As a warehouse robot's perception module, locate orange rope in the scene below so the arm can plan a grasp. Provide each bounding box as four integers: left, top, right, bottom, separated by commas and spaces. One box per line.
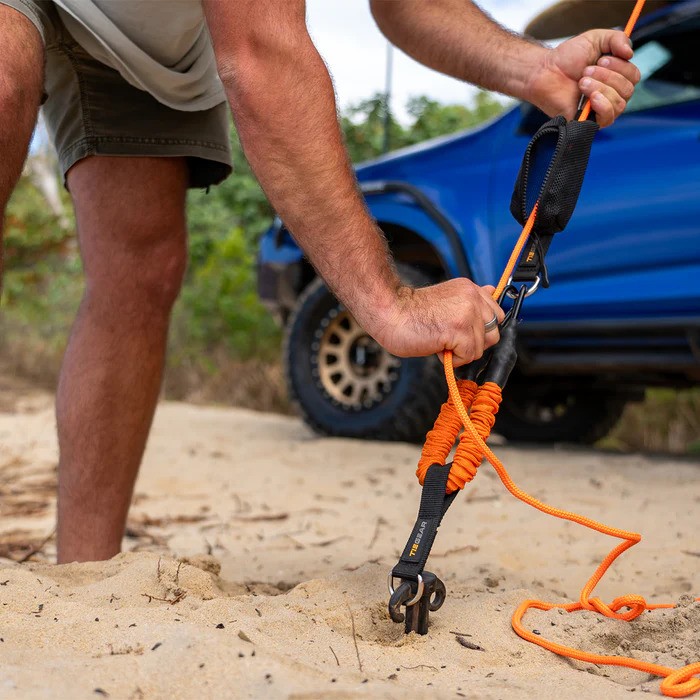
415, 1, 700, 694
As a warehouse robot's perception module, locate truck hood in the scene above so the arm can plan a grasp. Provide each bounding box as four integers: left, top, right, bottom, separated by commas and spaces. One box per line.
354, 107, 515, 178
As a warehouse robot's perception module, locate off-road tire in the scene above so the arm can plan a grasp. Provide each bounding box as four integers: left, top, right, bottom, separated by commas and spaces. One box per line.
495, 379, 628, 444
284, 266, 444, 443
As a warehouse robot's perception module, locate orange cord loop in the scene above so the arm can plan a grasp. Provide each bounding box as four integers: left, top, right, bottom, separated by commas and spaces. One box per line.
431, 350, 700, 696
414, 3, 698, 692
662, 665, 700, 699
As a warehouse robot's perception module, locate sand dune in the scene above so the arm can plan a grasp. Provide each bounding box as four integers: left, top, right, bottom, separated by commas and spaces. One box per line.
1, 400, 698, 699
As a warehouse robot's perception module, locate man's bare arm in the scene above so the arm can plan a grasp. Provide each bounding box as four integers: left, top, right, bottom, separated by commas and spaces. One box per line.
202, 0, 503, 366
203, 1, 399, 335
370, 0, 641, 127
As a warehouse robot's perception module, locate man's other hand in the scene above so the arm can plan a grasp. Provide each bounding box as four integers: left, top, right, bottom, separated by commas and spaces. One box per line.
529, 29, 641, 127
372, 280, 506, 368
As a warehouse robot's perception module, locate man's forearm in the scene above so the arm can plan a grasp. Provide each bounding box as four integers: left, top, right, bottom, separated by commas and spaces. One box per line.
370, 0, 547, 103
205, 3, 401, 338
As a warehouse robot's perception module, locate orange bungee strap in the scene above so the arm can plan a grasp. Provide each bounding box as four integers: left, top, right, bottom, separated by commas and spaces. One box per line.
392, 0, 700, 695
431, 352, 700, 698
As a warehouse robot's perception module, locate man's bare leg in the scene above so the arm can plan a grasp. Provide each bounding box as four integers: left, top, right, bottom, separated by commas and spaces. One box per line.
56, 156, 188, 563
0, 6, 43, 281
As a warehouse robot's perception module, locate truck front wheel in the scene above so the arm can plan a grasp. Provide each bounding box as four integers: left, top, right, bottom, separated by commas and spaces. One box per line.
284, 267, 445, 443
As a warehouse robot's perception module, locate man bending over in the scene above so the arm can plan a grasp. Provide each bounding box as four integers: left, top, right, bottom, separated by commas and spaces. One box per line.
0, 0, 640, 562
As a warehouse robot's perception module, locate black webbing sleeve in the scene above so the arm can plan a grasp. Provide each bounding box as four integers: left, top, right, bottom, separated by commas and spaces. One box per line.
391, 464, 459, 582
510, 116, 599, 286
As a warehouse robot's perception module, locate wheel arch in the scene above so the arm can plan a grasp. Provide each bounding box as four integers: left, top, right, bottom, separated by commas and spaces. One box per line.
294, 217, 467, 304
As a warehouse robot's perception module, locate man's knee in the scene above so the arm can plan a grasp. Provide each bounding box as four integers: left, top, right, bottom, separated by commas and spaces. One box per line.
69, 156, 190, 320
134, 234, 188, 313
90, 226, 188, 317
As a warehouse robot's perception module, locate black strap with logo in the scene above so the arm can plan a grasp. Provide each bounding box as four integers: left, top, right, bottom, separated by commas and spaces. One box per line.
391, 464, 459, 583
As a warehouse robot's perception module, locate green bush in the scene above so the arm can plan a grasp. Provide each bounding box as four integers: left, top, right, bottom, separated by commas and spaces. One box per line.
172, 226, 280, 365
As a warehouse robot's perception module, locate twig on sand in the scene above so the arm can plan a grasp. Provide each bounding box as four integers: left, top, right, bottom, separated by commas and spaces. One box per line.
368, 517, 388, 549
17, 528, 56, 563
682, 550, 700, 558
311, 536, 349, 548
455, 636, 485, 651
232, 513, 289, 523
464, 487, 500, 503
401, 664, 439, 671
431, 544, 479, 558
329, 645, 340, 666
346, 602, 363, 672
141, 591, 187, 605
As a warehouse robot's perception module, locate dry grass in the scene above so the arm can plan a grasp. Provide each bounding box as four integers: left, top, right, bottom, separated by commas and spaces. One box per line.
0, 336, 696, 453
162, 349, 291, 414
0, 455, 56, 519
604, 389, 700, 455
0, 529, 55, 563
0, 452, 57, 563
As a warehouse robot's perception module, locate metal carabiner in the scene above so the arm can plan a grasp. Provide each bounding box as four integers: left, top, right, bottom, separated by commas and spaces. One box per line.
388, 573, 425, 624
505, 274, 540, 300
499, 282, 528, 328
388, 573, 424, 606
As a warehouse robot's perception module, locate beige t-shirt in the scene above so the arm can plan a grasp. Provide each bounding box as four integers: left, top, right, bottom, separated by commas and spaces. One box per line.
55, 0, 226, 111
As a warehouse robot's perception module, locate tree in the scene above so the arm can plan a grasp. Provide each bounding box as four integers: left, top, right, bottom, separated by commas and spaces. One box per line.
340, 90, 506, 163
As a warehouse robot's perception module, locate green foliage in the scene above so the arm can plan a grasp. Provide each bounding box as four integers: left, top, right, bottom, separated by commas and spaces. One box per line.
1, 173, 81, 379
341, 94, 400, 163
186, 126, 273, 269
173, 226, 280, 363
341, 90, 505, 163
3, 173, 75, 304
406, 92, 505, 143
3, 175, 73, 273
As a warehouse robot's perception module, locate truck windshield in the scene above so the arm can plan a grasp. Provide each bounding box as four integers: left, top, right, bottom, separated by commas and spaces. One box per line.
627, 21, 700, 112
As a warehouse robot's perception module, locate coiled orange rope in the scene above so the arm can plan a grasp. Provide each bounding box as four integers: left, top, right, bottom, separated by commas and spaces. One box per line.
416, 1, 700, 694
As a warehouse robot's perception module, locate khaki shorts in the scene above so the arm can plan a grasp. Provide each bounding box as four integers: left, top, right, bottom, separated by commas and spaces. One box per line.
1, 0, 232, 188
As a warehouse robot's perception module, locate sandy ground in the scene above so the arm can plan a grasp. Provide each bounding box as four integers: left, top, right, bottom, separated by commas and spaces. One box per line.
0, 390, 698, 700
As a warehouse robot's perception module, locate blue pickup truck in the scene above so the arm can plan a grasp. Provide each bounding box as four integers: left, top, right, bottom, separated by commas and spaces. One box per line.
257, 0, 700, 444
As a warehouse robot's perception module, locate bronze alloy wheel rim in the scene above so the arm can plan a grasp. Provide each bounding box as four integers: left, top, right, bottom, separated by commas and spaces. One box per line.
312, 308, 401, 409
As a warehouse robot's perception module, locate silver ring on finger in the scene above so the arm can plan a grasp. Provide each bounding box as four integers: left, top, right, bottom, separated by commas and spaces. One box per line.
484, 314, 499, 333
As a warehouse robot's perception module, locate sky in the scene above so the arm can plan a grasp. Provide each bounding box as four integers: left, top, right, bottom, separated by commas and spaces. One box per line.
306, 0, 553, 121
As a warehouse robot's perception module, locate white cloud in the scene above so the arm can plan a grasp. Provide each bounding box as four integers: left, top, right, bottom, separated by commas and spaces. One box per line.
306, 0, 552, 120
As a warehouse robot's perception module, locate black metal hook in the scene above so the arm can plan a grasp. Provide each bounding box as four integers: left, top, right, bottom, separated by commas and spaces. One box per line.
499, 283, 527, 328
388, 572, 447, 634
388, 580, 415, 624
